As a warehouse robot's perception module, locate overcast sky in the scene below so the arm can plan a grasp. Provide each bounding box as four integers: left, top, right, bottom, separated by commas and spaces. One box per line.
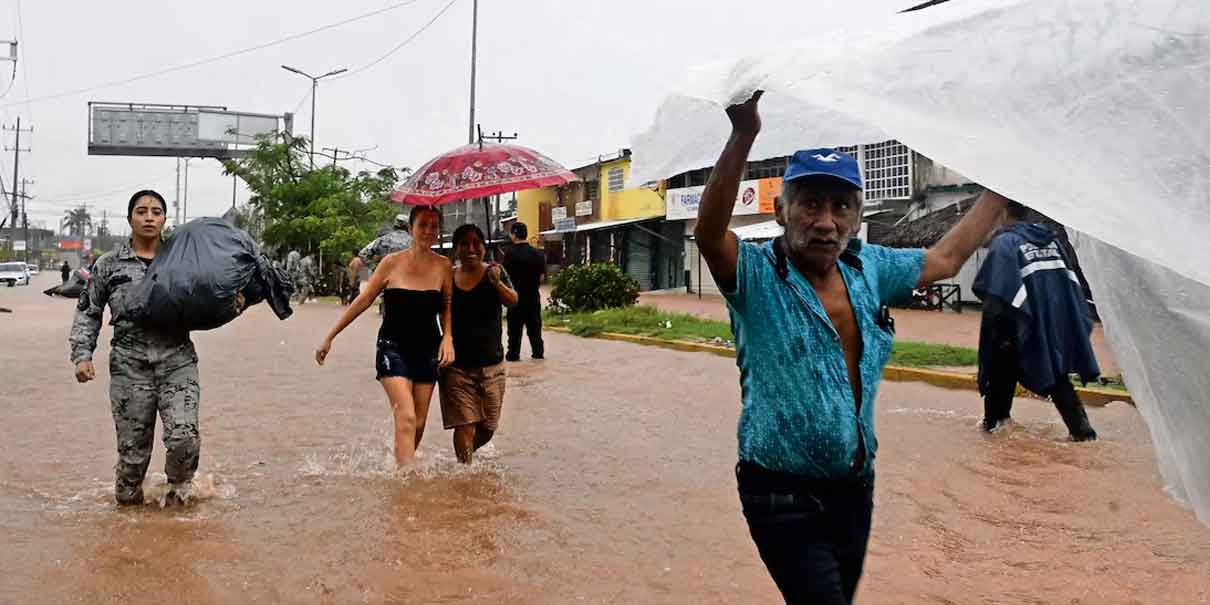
1, 0, 905, 234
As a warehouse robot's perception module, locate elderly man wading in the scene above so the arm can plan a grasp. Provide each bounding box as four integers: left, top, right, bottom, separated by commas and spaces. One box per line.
695, 91, 1008, 604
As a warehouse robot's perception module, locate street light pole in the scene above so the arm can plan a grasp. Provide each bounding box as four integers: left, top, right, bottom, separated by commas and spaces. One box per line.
309, 78, 318, 167
281, 65, 348, 169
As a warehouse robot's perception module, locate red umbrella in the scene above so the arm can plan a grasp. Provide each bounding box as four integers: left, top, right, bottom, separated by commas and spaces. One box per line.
392, 142, 579, 206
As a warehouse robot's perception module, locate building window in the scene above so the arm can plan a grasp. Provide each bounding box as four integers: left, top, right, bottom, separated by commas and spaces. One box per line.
861, 140, 912, 201
585, 180, 599, 201
607, 167, 625, 192
745, 157, 787, 180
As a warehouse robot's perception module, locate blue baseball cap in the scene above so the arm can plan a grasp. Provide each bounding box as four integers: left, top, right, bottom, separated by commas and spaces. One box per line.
784, 148, 863, 190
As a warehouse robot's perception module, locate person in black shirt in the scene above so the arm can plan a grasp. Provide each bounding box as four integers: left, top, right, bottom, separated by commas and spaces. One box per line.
441, 224, 518, 463
502, 222, 545, 360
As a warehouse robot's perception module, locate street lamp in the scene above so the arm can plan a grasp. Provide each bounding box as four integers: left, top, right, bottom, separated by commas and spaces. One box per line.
281, 65, 348, 169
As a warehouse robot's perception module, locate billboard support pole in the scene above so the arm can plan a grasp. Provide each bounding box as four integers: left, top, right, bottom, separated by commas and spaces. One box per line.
175, 158, 181, 227
183, 158, 190, 225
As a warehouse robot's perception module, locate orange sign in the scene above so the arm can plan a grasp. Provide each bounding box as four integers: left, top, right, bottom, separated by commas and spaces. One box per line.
758, 177, 782, 214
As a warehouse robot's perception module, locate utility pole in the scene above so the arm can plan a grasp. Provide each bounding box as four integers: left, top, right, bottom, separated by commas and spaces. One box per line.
321, 146, 347, 168
3, 117, 31, 256
477, 126, 518, 244
468, 0, 479, 146
19, 178, 32, 263
452, 0, 480, 241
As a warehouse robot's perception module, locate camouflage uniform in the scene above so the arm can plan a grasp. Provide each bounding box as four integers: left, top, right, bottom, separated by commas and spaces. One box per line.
70, 241, 200, 505
359, 229, 413, 267
296, 255, 316, 303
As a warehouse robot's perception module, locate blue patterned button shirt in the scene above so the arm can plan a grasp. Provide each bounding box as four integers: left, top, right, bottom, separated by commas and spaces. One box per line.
723, 238, 925, 478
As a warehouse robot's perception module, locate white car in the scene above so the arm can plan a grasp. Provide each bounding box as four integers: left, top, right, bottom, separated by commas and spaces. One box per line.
0, 261, 31, 286
25, 263, 39, 276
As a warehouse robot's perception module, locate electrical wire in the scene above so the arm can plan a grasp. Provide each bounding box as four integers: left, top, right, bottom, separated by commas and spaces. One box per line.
34, 172, 177, 206
333, 0, 460, 80
0, 63, 17, 101
291, 87, 313, 115
0, 0, 428, 108
14, 0, 30, 119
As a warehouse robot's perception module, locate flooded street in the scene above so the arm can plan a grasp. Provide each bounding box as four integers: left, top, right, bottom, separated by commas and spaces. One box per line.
2, 274, 1208, 604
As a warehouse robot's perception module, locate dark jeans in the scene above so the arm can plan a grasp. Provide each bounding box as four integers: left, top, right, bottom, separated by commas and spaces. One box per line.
736, 461, 874, 605
506, 301, 543, 359
982, 344, 1096, 439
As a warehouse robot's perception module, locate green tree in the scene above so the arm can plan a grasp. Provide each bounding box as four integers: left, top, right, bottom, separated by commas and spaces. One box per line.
61, 206, 92, 237
222, 134, 406, 259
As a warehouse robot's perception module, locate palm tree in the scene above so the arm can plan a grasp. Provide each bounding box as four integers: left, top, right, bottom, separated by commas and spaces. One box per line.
61, 206, 92, 237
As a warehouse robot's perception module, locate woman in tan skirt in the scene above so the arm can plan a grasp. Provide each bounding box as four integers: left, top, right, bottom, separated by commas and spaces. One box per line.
442, 224, 518, 463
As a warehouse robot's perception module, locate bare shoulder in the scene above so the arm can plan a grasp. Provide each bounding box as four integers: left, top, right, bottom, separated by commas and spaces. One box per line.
432, 253, 453, 278
379, 249, 409, 271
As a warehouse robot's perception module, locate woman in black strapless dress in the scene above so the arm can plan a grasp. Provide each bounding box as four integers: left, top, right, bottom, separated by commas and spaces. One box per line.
315, 205, 454, 466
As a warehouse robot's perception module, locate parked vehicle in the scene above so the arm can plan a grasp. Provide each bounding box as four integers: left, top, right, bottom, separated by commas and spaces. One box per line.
25, 262, 39, 275
0, 261, 31, 286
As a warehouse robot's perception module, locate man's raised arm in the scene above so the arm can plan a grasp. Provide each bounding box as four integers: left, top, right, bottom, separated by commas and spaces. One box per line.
693, 91, 763, 293
919, 189, 1010, 286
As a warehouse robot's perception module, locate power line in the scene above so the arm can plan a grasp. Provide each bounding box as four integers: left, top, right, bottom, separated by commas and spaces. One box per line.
291, 87, 313, 115
0, 64, 16, 101
34, 172, 176, 206
14, 0, 30, 120
334, 0, 461, 80
0, 0, 428, 109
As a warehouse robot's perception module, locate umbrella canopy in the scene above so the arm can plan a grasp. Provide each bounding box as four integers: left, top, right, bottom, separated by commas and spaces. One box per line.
392, 142, 579, 206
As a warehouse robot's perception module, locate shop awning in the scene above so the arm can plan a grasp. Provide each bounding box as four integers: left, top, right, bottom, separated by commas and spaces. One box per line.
539, 216, 656, 236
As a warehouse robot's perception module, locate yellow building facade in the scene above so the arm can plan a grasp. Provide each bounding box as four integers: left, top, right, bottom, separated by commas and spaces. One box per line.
514, 152, 665, 247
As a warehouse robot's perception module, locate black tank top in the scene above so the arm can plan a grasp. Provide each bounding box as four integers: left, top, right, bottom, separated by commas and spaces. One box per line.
451, 274, 505, 369
379, 288, 443, 354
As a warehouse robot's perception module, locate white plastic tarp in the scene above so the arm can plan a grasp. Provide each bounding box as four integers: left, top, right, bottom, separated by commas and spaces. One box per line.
631, 0, 1210, 524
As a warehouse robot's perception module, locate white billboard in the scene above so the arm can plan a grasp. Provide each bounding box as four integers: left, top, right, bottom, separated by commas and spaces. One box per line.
197, 111, 281, 145
88, 103, 289, 159
666, 179, 762, 221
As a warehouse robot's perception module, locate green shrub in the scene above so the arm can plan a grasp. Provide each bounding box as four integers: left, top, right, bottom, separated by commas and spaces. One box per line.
547, 262, 640, 313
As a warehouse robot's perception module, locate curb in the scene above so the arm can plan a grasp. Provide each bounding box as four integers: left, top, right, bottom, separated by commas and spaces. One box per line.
547, 326, 1133, 407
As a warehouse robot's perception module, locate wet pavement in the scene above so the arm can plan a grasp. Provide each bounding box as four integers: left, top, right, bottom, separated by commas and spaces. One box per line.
2, 273, 1205, 603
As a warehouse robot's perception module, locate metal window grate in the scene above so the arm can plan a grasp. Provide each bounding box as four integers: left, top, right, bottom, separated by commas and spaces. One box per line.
607, 167, 625, 192
861, 140, 912, 201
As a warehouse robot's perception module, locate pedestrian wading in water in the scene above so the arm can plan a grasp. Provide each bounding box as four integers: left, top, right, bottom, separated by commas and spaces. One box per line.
70, 189, 202, 506
315, 204, 454, 467
696, 91, 1009, 603
442, 224, 518, 463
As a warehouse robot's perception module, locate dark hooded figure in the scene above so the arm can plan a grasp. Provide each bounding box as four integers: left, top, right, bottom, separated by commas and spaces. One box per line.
973, 201, 1099, 441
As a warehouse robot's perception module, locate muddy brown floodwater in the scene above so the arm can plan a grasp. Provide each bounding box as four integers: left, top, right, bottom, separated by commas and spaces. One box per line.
2, 273, 1207, 603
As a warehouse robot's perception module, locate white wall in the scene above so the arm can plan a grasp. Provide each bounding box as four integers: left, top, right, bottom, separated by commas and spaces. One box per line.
684, 215, 776, 297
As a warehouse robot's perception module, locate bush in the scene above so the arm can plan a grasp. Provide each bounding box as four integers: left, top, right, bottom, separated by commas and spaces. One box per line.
547, 262, 640, 313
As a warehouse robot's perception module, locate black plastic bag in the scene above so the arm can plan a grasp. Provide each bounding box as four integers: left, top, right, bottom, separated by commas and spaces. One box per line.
44, 268, 89, 298
130, 218, 293, 331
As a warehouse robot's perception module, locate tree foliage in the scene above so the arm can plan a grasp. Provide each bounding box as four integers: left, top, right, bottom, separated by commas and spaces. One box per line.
547, 262, 640, 313
61, 206, 92, 237
222, 134, 407, 261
